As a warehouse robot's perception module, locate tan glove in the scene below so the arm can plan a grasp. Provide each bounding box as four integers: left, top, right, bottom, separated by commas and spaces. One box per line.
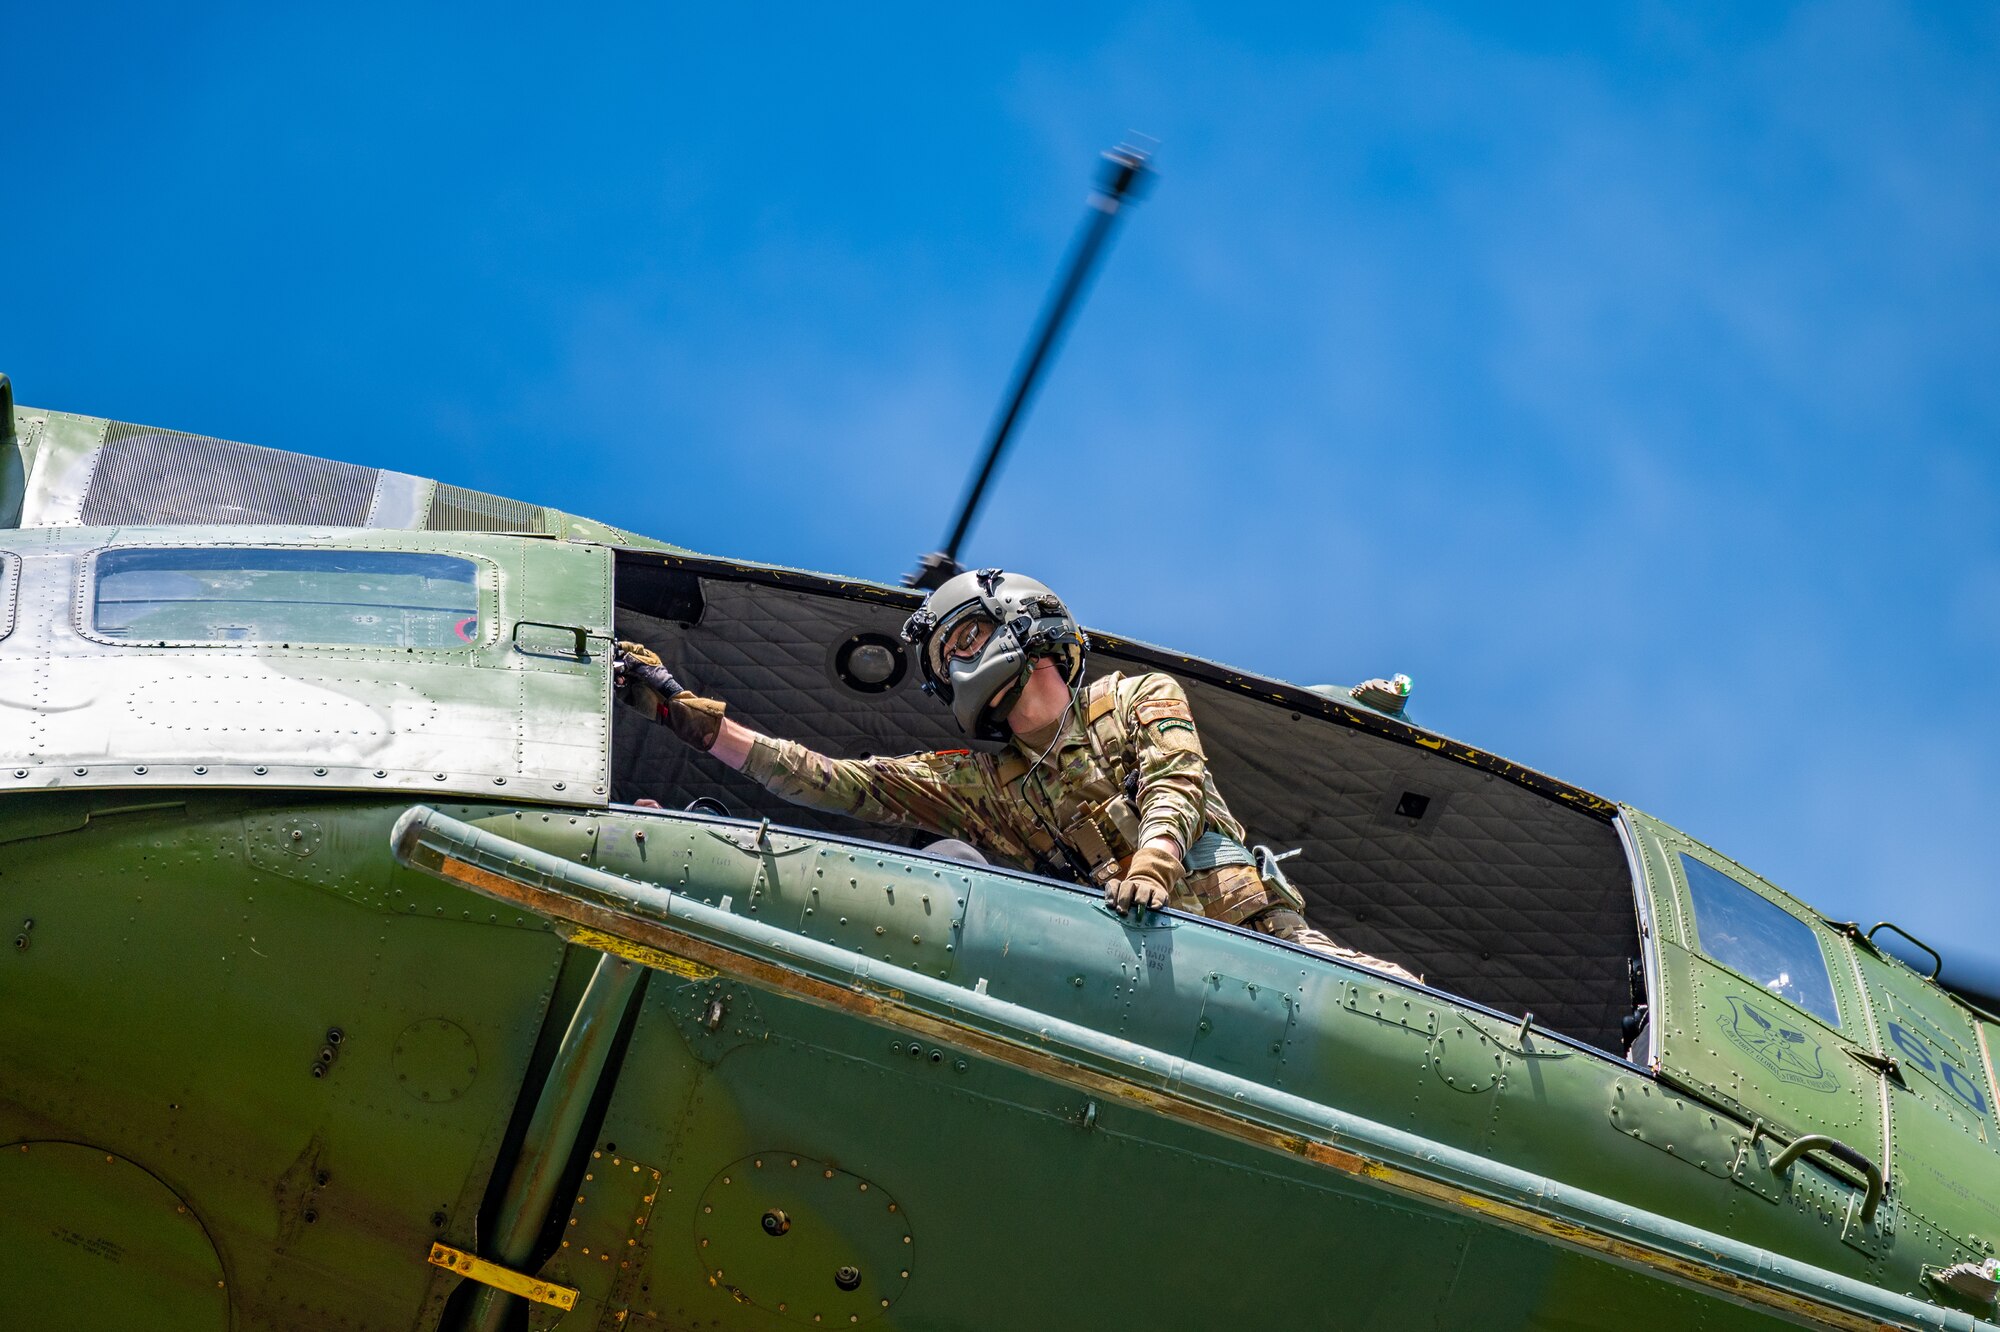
1105, 843, 1183, 917
663, 694, 727, 752
615, 639, 726, 751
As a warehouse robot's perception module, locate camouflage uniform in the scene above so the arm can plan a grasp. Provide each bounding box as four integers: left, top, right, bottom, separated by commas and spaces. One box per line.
739, 669, 1420, 981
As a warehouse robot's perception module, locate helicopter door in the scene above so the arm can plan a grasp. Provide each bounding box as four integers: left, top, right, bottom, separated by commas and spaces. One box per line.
1625, 810, 1887, 1182
10, 531, 614, 806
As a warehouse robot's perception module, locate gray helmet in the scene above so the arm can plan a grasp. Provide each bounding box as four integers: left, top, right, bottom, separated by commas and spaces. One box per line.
901, 568, 1087, 740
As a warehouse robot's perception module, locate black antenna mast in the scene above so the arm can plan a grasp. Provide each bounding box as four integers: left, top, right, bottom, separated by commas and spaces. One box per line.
905, 141, 1155, 590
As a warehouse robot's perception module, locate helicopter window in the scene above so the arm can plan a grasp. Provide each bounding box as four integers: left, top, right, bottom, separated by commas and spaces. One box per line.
90, 547, 481, 648
1679, 852, 1840, 1027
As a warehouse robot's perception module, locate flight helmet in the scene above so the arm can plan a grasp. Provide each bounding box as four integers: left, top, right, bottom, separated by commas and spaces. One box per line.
901, 568, 1088, 740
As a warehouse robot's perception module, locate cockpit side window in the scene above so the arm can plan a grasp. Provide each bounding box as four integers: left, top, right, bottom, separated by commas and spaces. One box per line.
1679, 852, 1840, 1027
89, 547, 481, 649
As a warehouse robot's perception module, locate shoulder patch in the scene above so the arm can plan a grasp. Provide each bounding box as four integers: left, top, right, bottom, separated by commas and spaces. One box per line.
1134, 699, 1193, 727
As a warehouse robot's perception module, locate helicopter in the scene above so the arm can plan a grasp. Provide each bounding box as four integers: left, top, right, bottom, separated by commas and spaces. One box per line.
2, 145, 1998, 1332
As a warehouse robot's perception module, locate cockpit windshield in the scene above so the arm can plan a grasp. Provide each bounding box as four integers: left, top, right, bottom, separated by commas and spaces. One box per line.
1680, 852, 1840, 1027
92, 547, 480, 648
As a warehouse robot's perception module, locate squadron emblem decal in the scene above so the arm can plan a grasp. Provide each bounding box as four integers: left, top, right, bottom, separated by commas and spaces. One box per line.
1719, 994, 1841, 1093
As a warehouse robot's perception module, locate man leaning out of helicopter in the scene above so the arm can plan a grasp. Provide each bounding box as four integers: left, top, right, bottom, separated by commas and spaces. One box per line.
615, 567, 1420, 985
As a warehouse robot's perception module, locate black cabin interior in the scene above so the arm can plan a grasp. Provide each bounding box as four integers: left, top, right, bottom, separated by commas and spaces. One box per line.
612, 554, 1642, 1054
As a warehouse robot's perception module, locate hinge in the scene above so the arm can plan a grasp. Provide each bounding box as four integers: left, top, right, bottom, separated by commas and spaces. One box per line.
427, 1242, 579, 1311
1845, 1045, 1905, 1083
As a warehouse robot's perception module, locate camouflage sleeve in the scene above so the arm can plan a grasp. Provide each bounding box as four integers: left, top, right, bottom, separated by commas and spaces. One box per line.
1123, 672, 1211, 852
740, 735, 997, 842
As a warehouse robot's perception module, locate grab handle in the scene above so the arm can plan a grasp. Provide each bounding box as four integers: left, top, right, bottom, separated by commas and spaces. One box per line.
511, 620, 608, 661
1865, 921, 1942, 980
1769, 1134, 1884, 1226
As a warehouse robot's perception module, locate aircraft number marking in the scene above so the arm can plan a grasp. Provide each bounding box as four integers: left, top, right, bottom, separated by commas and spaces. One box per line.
1887, 1021, 1989, 1118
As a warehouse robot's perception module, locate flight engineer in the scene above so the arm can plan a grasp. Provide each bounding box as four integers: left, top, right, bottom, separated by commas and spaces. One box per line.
615, 568, 1419, 983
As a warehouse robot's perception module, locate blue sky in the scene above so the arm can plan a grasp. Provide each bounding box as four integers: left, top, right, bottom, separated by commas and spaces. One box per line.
7, 4, 1998, 987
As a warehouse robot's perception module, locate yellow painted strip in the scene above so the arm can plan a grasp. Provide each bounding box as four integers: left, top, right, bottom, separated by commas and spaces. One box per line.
566, 925, 719, 980
432, 853, 534, 901
427, 1243, 578, 1311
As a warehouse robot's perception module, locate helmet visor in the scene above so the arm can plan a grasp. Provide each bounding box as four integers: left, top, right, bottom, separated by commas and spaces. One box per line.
940, 616, 995, 663
927, 609, 997, 680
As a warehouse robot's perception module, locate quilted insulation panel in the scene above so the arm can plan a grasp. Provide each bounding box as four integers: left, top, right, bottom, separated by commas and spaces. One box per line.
613, 575, 1638, 1052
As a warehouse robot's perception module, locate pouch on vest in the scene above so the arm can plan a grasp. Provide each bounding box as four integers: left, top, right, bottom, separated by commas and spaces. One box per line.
1062, 792, 1143, 884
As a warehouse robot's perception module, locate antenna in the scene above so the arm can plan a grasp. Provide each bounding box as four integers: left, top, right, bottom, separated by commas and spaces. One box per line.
905, 141, 1156, 590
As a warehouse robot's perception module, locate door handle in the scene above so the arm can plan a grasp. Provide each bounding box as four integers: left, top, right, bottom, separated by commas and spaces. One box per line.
1768, 1133, 1884, 1226
511, 621, 609, 661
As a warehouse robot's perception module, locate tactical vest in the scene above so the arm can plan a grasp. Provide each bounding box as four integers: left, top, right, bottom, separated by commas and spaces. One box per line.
993, 676, 1140, 885
990, 677, 1294, 926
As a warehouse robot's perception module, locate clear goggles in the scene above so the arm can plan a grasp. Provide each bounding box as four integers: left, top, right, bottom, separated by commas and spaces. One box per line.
930, 613, 998, 674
